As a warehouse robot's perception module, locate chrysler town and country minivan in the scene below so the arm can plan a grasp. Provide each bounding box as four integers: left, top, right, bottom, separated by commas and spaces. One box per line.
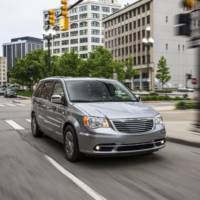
31, 77, 166, 162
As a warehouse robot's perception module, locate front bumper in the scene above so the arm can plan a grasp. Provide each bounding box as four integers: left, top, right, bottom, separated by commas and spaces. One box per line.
78, 128, 166, 155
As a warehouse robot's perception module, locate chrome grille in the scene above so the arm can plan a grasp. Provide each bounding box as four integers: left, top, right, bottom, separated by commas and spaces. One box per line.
112, 118, 154, 134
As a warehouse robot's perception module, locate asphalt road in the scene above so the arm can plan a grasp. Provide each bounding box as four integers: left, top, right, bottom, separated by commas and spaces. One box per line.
0, 96, 200, 200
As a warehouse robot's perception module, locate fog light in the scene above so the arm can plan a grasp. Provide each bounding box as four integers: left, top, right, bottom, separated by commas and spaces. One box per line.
95, 146, 100, 151
161, 140, 165, 145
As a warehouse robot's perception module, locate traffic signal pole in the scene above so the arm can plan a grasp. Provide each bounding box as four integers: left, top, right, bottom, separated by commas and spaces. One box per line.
47, 37, 51, 73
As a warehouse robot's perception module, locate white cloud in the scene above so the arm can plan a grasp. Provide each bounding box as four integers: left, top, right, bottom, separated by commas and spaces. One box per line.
0, 0, 132, 55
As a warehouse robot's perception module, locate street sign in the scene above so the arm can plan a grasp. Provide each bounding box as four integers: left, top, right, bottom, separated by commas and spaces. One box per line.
190, 9, 200, 40
192, 77, 197, 84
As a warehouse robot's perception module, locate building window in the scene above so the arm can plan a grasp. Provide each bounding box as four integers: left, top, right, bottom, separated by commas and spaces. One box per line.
92, 29, 100, 35
70, 15, 78, 21
178, 44, 180, 51
80, 29, 88, 35
92, 13, 100, 19
92, 37, 100, 43
80, 54, 88, 59
80, 21, 87, 27
62, 40, 69, 45
62, 48, 69, 53
129, 22, 132, 30
166, 16, 168, 23
142, 56, 146, 64
71, 39, 78, 44
70, 23, 78, 29
102, 7, 110, 12
53, 49, 60, 54
80, 38, 88, 43
138, 56, 141, 65
79, 5, 87, 12
138, 7, 140, 15
137, 19, 141, 27
147, 15, 150, 24
53, 41, 60, 46
91, 5, 100, 11
142, 5, 145, 12
142, 17, 145, 26
91, 21, 100, 27
138, 32, 141, 40
147, 3, 150, 10
70, 31, 78, 37
80, 46, 88, 51
80, 13, 87, 19
165, 43, 168, 50
71, 47, 78, 52
112, 8, 119, 13
62, 32, 69, 38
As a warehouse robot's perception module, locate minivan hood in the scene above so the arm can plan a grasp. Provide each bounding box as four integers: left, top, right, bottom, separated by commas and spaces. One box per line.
74, 102, 158, 119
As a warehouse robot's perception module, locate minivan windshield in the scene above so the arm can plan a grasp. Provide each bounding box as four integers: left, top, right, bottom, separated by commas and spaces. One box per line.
65, 80, 137, 103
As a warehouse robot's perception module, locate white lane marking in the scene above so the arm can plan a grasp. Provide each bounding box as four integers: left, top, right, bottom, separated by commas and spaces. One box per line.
0, 104, 5, 107
6, 103, 16, 107
45, 155, 107, 200
26, 119, 31, 123
5, 120, 25, 130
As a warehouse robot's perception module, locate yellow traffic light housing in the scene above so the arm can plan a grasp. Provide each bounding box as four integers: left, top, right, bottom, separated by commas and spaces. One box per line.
182, 0, 197, 10
60, 0, 69, 31
48, 10, 56, 26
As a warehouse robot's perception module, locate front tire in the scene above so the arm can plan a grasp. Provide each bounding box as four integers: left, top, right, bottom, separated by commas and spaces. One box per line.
64, 126, 81, 162
31, 114, 43, 137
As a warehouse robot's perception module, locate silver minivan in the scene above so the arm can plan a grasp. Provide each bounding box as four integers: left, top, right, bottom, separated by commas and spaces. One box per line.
31, 77, 166, 162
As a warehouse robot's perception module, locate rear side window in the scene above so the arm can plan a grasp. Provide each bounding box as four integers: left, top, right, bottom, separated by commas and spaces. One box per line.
40, 81, 54, 100
34, 82, 44, 97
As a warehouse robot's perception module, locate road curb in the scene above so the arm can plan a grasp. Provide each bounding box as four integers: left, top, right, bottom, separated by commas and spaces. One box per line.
167, 136, 200, 148
17, 96, 31, 100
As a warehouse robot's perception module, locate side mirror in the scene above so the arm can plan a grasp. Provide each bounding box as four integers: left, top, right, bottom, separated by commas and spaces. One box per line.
135, 94, 141, 102
51, 95, 63, 104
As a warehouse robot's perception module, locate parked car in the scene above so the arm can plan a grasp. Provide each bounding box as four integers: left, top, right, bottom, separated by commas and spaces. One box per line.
31, 77, 166, 162
4, 87, 17, 98
0, 87, 6, 96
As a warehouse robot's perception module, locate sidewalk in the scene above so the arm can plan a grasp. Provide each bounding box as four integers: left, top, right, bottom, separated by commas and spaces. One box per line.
165, 121, 200, 148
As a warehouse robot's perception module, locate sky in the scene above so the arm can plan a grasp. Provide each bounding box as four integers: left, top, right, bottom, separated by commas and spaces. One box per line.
0, 0, 133, 55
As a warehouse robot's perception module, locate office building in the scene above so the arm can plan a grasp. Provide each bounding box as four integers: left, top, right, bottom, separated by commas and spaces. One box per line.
103, 0, 197, 90
3, 37, 43, 69
43, 0, 121, 58
0, 57, 7, 86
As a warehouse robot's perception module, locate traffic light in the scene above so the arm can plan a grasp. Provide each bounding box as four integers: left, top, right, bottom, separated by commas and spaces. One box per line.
175, 13, 191, 36
186, 73, 192, 80
182, 0, 197, 10
60, 0, 69, 31
48, 10, 56, 26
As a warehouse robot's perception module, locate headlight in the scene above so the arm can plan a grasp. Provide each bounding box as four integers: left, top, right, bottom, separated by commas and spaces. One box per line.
155, 115, 163, 125
83, 116, 109, 129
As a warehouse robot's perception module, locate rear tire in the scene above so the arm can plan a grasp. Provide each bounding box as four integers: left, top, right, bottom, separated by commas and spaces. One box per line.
63, 126, 82, 162
31, 114, 43, 137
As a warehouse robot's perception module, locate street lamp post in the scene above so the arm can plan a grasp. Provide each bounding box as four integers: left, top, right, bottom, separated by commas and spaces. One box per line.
43, 29, 56, 74
142, 26, 154, 91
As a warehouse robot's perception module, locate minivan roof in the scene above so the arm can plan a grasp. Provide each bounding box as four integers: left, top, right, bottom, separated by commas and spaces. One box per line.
41, 77, 117, 82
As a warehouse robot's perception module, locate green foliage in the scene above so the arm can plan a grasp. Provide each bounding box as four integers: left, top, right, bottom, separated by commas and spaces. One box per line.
17, 90, 33, 97
10, 47, 127, 86
125, 57, 138, 80
156, 56, 171, 89
176, 101, 200, 110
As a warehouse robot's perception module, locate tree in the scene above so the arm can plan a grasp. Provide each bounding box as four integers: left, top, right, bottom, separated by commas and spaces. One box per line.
56, 52, 82, 76
156, 56, 171, 89
125, 57, 138, 80
85, 46, 114, 78
10, 49, 59, 89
